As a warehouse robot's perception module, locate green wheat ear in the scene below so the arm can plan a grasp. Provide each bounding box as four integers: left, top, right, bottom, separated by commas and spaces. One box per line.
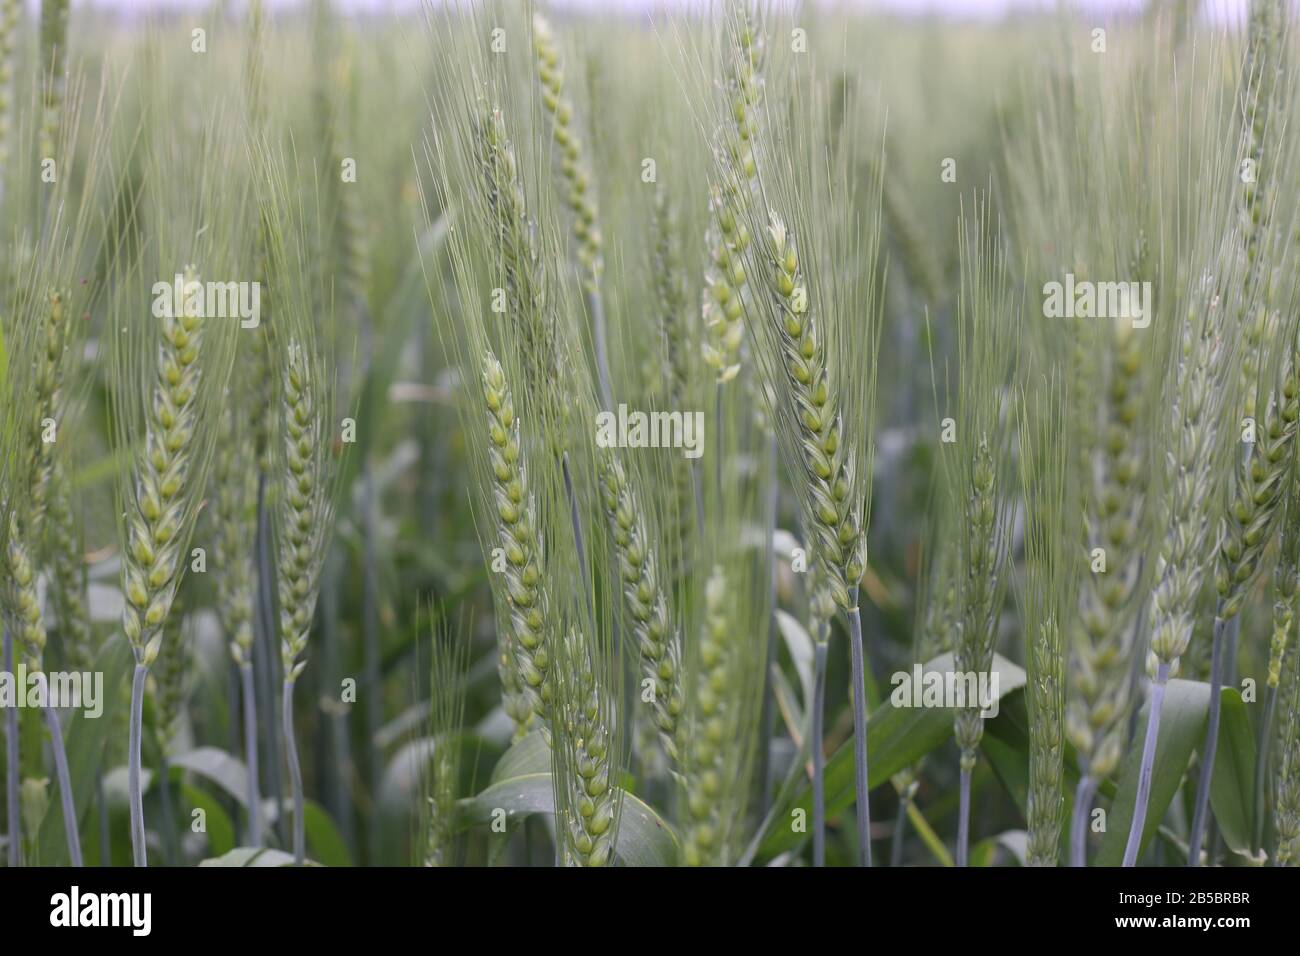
1217, 341, 1300, 620
38, 0, 70, 163
3, 288, 74, 674
23, 290, 71, 534
481, 349, 553, 731
701, 5, 765, 385
277, 342, 334, 682
420, 610, 469, 867
553, 627, 617, 867
213, 399, 257, 670
532, 12, 602, 297
757, 213, 864, 610
1018, 381, 1071, 867
682, 564, 732, 866
122, 265, 207, 667
598, 451, 683, 765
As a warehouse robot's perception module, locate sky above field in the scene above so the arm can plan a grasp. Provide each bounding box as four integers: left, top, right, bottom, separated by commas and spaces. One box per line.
72, 0, 1253, 21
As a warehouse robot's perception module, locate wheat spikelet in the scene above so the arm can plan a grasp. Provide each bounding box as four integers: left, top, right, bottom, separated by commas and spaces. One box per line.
4, 513, 46, 671
2, 290, 71, 670
652, 182, 691, 411
553, 628, 616, 866
1019, 383, 1071, 867
806, 558, 837, 646
1068, 319, 1147, 784
682, 564, 733, 865
420, 613, 468, 867
496, 622, 535, 743
755, 214, 865, 609
149, 587, 191, 754
21, 290, 70, 534
701, 7, 764, 384
532, 12, 603, 299
531, 11, 612, 408
1150, 299, 1237, 662
598, 452, 683, 765
276, 345, 334, 683
953, 436, 1001, 769
248, 222, 276, 474
1217, 348, 1300, 620
1027, 617, 1064, 866
213, 401, 258, 670
1236, 0, 1285, 418
38, 0, 69, 164
476, 106, 558, 418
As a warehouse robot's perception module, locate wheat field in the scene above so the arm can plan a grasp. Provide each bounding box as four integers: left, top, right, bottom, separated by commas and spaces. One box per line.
0, 0, 1297, 872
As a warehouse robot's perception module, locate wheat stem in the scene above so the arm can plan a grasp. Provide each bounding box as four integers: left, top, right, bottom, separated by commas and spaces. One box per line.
239, 661, 262, 845
95, 772, 109, 864
1276, 634, 1300, 863
214, 398, 262, 845
847, 586, 872, 866
1255, 685, 1278, 854
1123, 662, 1171, 866
1070, 776, 1099, 867
1188, 611, 1227, 865
128, 660, 147, 866
956, 767, 974, 867
811, 640, 827, 867
890, 797, 908, 867
283, 677, 305, 864
3, 628, 17, 866
44, 707, 79, 869
254, 476, 285, 843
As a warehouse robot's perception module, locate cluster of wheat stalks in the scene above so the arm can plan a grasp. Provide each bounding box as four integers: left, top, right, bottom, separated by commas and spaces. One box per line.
0, 0, 1299, 870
